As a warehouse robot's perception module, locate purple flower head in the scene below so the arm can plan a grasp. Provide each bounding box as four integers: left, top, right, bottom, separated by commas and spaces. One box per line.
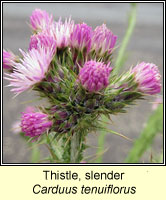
78, 60, 112, 92
92, 24, 117, 56
12, 107, 36, 135
5, 45, 55, 96
29, 33, 56, 52
132, 62, 161, 95
3, 50, 17, 70
30, 9, 53, 32
21, 111, 52, 138
44, 17, 74, 48
70, 23, 93, 53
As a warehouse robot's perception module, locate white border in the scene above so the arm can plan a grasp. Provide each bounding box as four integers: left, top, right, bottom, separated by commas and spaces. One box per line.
1, 0, 165, 166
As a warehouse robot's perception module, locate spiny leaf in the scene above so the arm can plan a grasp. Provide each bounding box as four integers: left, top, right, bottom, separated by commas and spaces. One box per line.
103, 127, 133, 142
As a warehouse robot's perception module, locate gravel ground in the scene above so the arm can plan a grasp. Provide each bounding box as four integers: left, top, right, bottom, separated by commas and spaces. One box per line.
3, 2, 163, 163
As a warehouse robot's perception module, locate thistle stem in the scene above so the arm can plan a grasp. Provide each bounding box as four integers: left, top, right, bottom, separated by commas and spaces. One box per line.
70, 132, 80, 163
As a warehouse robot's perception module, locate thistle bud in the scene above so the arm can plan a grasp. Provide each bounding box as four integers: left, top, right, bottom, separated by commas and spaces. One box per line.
21, 110, 52, 138
92, 24, 117, 56
30, 9, 53, 32
132, 62, 161, 95
70, 23, 93, 53
78, 60, 112, 92
29, 33, 56, 52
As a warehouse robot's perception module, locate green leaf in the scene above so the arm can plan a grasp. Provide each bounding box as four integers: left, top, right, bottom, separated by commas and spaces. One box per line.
104, 128, 133, 142
30, 144, 40, 163
125, 104, 163, 163
95, 130, 108, 163
95, 115, 109, 163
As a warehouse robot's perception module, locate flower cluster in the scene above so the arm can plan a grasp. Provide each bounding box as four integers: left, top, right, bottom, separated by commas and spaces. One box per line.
3, 9, 162, 163
4, 9, 118, 96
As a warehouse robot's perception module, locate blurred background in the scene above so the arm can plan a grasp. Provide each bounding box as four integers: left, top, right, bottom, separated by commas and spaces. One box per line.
3, 2, 163, 163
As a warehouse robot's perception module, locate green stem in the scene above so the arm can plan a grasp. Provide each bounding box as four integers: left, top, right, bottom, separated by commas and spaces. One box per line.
30, 144, 40, 163
125, 104, 163, 163
47, 135, 60, 163
70, 132, 80, 163
114, 3, 137, 74
95, 130, 107, 163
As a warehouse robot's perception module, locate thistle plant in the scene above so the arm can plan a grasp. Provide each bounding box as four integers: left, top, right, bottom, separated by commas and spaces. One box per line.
3, 9, 161, 163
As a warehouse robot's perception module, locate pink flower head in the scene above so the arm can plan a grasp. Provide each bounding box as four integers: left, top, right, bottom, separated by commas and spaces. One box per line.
92, 24, 117, 55
3, 50, 17, 70
45, 17, 74, 48
70, 23, 93, 52
29, 33, 56, 51
78, 60, 112, 92
30, 9, 53, 32
21, 111, 52, 138
5, 45, 55, 96
132, 62, 161, 95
